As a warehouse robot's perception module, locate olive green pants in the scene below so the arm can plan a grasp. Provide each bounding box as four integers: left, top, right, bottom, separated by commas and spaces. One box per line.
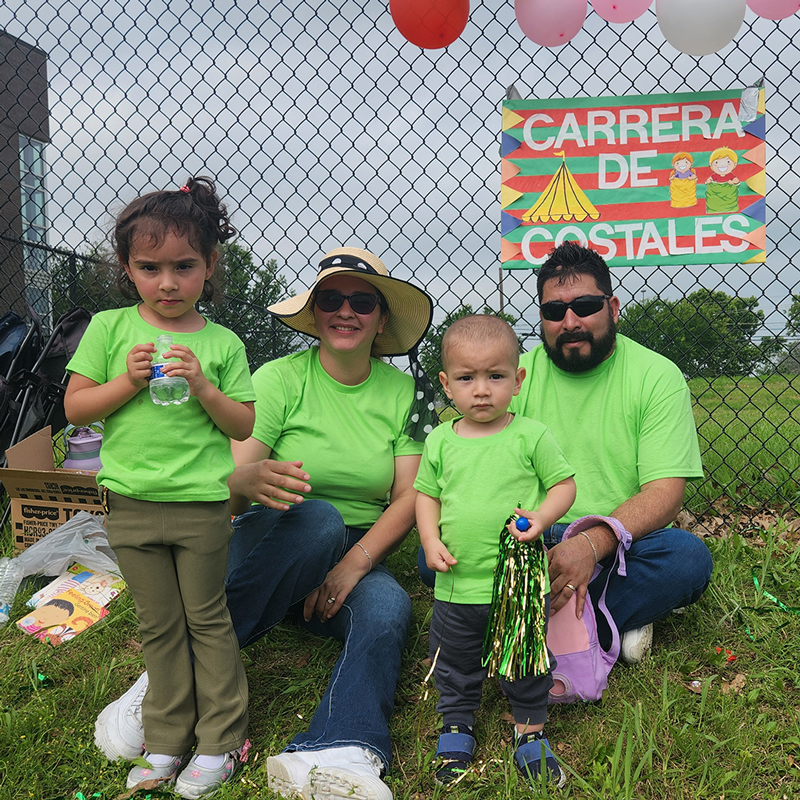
106, 491, 248, 755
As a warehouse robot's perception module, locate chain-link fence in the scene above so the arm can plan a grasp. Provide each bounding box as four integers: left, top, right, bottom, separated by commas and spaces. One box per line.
1, 3, 799, 520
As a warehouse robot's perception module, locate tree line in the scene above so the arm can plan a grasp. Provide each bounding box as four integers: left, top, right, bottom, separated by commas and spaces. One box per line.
49, 242, 800, 380
419, 289, 799, 392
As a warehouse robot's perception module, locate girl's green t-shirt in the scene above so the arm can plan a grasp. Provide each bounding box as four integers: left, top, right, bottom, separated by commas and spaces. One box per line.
67, 306, 255, 501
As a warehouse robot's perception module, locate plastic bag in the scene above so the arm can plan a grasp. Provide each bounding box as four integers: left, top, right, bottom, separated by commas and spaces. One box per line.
0, 512, 118, 625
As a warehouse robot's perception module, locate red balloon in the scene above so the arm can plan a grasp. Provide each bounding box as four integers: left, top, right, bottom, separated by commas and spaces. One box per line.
390, 0, 470, 49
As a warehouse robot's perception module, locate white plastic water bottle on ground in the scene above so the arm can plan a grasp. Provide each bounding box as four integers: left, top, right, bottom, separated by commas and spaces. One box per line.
0, 557, 24, 626
149, 334, 190, 406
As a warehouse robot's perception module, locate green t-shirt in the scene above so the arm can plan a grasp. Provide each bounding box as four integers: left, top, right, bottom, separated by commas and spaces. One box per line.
414, 416, 574, 603
511, 335, 703, 523
251, 347, 426, 529
66, 306, 255, 501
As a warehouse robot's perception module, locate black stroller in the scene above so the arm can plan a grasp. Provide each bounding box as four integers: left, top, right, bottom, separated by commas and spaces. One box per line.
0, 306, 91, 527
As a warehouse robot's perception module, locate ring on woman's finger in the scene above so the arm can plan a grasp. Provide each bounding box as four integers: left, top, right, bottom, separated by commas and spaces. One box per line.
566, 583, 577, 593
326, 597, 336, 604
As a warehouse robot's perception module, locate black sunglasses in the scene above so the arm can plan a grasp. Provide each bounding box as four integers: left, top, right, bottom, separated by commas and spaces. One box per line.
314, 289, 382, 315
540, 295, 611, 322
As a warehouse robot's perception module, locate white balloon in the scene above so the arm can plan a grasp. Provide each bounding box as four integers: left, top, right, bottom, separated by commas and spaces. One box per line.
656, 0, 746, 56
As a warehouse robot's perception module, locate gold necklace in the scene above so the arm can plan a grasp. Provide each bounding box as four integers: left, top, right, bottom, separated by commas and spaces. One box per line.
454, 411, 512, 435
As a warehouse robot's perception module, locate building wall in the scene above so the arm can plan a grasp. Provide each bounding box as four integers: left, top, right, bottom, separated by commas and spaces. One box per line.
0, 30, 49, 316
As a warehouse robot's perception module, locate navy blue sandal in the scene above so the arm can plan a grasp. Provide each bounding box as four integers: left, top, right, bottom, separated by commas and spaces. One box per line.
514, 731, 566, 788
435, 724, 476, 785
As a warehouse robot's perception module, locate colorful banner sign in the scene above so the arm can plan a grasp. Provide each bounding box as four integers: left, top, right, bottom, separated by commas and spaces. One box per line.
501, 87, 766, 269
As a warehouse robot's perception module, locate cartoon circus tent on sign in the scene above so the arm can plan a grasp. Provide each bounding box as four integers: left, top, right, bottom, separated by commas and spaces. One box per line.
521, 151, 600, 224
501, 87, 767, 269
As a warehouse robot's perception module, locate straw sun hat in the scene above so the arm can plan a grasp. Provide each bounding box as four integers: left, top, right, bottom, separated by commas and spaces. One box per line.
267, 247, 433, 356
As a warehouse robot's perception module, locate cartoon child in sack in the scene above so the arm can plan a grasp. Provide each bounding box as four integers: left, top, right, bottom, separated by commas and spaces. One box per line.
668, 152, 697, 208
705, 147, 740, 214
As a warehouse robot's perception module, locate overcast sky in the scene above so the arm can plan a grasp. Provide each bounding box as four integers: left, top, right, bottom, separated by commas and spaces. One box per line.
1, 0, 798, 339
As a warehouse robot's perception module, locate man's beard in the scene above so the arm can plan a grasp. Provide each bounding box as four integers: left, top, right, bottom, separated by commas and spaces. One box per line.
541, 313, 617, 373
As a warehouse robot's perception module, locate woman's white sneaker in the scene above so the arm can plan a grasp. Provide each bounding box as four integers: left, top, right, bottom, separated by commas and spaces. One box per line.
94, 671, 149, 760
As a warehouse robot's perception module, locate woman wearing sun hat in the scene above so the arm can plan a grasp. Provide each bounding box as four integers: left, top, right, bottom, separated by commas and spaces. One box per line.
93, 246, 436, 800
233, 246, 435, 800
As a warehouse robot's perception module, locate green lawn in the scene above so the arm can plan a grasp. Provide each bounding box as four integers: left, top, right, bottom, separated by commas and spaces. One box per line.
1, 377, 800, 799
688, 375, 800, 514
1, 522, 799, 800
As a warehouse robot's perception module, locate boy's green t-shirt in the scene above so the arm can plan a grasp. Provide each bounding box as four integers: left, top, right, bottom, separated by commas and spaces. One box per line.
511, 335, 703, 523
66, 305, 255, 501
250, 347, 424, 529
414, 416, 574, 603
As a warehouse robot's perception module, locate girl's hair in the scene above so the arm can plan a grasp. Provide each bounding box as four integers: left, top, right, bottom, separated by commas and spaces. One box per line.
114, 176, 236, 302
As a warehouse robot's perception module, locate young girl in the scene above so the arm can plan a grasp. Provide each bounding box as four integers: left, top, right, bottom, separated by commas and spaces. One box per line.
65, 177, 255, 798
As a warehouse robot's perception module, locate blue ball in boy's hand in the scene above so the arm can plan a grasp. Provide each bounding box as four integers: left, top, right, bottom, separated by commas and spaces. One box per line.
515, 517, 530, 532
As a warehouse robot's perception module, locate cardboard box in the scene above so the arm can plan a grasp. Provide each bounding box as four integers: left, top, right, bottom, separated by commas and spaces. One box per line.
1, 427, 103, 551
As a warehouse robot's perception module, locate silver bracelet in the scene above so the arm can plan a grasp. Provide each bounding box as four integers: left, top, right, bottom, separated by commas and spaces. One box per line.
355, 541, 373, 571
579, 530, 599, 564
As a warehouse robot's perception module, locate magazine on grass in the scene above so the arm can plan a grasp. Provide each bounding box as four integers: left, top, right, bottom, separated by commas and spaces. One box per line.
17, 562, 125, 646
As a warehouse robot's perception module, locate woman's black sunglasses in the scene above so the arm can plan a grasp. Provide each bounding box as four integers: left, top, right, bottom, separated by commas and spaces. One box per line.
540, 295, 611, 322
314, 289, 382, 315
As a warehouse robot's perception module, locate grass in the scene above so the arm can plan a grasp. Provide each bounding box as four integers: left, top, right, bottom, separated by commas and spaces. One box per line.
1, 517, 799, 800
2, 376, 800, 799
688, 374, 800, 514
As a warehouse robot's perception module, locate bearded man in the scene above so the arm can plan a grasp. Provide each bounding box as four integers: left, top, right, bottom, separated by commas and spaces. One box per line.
512, 241, 712, 662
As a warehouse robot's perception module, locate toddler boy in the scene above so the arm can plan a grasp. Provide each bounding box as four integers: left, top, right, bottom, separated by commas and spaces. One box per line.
415, 314, 576, 787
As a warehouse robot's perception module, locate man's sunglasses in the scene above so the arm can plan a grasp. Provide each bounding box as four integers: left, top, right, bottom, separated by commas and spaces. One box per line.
540, 295, 611, 322
314, 289, 383, 315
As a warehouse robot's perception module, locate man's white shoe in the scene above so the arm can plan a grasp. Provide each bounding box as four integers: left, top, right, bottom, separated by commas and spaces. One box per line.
94, 671, 148, 760
620, 623, 653, 664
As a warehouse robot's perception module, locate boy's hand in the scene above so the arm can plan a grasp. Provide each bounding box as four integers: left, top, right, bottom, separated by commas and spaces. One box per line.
423, 540, 457, 573
126, 343, 155, 389
159, 344, 211, 397
508, 508, 546, 543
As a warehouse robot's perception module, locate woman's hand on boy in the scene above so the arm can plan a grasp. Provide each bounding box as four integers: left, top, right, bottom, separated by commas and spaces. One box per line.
126, 343, 155, 389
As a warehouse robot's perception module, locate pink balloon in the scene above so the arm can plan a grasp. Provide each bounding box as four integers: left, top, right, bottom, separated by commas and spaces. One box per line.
747, 0, 800, 19
515, 0, 587, 47
591, 0, 652, 23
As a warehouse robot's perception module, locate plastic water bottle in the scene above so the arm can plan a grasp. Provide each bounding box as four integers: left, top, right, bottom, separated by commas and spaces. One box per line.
149, 334, 190, 405
0, 557, 24, 626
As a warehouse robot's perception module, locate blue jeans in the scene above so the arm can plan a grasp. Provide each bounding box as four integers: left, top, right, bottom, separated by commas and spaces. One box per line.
225, 500, 411, 772
418, 525, 712, 648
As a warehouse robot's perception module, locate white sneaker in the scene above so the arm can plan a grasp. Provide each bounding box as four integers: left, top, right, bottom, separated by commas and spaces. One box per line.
126, 751, 191, 789
267, 752, 311, 798
302, 767, 392, 800
94, 671, 148, 760
174, 741, 250, 799
620, 623, 653, 664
